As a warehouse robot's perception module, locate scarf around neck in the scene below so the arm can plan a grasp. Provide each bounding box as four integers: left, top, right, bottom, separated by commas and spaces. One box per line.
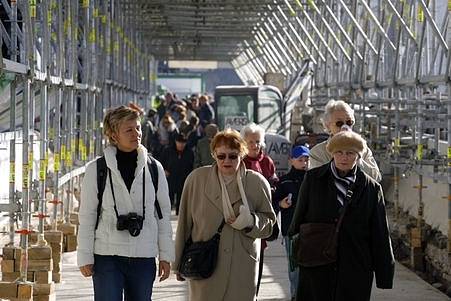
330, 161, 356, 206
217, 163, 250, 221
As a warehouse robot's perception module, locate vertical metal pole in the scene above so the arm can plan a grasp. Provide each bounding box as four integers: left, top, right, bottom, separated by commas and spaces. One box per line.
52, 0, 64, 229
393, 87, 401, 219
447, 82, 451, 255
8, 78, 17, 246
37, 0, 50, 246
20, 78, 31, 281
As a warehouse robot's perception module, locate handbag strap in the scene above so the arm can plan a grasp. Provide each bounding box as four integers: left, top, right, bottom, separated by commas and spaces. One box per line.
187, 219, 226, 244
335, 183, 356, 233
217, 219, 226, 234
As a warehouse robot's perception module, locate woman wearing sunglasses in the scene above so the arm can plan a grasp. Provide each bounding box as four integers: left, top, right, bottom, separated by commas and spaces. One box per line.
174, 129, 276, 300
309, 99, 381, 182
288, 131, 394, 301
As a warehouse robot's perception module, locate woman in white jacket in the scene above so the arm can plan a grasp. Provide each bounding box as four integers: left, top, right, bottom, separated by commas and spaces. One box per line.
77, 105, 174, 301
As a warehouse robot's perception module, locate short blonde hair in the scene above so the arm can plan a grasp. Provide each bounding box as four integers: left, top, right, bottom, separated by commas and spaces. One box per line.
210, 129, 248, 157
103, 105, 141, 145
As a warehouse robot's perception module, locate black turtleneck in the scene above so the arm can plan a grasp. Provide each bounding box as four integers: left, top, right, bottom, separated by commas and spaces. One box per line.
116, 148, 138, 192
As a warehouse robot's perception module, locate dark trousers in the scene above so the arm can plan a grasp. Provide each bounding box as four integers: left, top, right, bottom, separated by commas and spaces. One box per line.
93, 254, 156, 301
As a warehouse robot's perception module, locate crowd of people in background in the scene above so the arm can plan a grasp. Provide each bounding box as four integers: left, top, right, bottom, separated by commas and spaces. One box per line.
139, 92, 216, 213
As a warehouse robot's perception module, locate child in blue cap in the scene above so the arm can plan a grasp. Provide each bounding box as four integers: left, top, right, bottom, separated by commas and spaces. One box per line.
273, 145, 310, 300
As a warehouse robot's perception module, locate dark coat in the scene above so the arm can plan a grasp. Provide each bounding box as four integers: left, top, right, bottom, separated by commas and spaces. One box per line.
288, 162, 394, 301
273, 168, 306, 236
160, 145, 194, 200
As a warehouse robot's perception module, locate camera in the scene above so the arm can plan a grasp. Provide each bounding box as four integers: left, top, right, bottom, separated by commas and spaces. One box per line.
116, 212, 144, 237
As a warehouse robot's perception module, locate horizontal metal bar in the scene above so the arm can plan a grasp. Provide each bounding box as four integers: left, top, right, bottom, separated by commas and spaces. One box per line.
2, 59, 27, 74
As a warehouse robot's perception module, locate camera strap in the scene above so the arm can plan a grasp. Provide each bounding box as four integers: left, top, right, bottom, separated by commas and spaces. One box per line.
108, 168, 146, 221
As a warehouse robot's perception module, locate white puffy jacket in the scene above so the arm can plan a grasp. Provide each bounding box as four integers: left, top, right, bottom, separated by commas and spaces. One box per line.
77, 145, 175, 267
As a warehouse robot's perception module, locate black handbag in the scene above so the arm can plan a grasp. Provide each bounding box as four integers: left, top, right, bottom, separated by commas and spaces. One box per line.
178, 220, 225, 280
296, 186, 354, 267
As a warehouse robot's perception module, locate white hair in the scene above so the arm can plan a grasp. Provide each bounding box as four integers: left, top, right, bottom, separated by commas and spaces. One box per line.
240, 122, 266, 148
322, 99, 355, 130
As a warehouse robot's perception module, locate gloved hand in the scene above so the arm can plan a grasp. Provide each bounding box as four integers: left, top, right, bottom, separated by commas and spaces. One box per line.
231, 205, 254, 230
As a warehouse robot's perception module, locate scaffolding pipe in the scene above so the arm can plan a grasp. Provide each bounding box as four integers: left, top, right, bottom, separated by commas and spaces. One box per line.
20, 78, 31, 281
37, 0, 50, 246
8, 78, 16, 245
448, 82, 451, 254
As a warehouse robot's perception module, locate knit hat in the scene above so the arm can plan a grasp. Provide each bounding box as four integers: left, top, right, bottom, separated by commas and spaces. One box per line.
326, 131, 365, 157
291, 145, 310, 159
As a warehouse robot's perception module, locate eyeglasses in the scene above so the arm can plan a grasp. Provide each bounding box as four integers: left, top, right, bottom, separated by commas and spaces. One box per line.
335, 120, 354, 128
215, 153, 239, 161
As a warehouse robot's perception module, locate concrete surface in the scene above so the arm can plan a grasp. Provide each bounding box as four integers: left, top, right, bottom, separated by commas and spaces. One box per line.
53, 216, 450, 301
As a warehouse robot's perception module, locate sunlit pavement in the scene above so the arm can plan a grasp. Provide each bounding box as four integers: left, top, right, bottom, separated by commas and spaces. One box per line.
55, 214, 449, 301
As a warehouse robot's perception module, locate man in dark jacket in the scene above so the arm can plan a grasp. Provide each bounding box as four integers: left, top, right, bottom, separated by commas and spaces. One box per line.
288, 131, 394, 301
160, 134, 194, 215
198, 94, 215, 128
273, 145, 310, 300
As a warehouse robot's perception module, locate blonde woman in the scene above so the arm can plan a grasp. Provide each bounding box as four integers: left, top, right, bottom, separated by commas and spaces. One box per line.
77, 105, 174, 300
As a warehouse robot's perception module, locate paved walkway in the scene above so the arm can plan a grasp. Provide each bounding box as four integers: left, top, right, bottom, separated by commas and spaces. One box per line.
53, 216, 450, 300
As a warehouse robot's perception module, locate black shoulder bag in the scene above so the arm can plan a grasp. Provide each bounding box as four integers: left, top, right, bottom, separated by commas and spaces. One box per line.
295, 185, 355, 267
178, 220, 225, 280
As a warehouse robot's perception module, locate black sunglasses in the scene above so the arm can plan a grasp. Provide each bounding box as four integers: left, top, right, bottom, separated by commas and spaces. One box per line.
335, 120, 354, 128
215, 153, 239, 161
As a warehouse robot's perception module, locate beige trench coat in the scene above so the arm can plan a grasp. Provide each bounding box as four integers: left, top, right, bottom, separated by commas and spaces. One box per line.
173, 164, 276, 301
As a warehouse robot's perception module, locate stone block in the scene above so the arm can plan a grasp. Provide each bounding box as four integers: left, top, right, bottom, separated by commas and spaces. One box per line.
2, 247, 17, 260
0, 282, 20, 298
28, 246, 52, 260
26, 259, 53, 272
17, 283, 33, 299
51, 272, 61, 283
58, 223, 77, 236
1, 259, 15, 273
64, 235, 77, 252
35, 271, 52, 284
33, 282, 55, 295
33, 294, 56, 301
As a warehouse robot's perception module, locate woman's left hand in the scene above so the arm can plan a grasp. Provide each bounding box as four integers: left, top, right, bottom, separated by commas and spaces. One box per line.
227, 217, 236, 224
158, 260, 171, 282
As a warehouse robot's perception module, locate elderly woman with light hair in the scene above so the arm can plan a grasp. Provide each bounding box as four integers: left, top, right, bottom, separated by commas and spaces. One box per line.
240, 123, 278, 186
309, 99, 381, 181
240, 122, 278, 295
288, 131, 394, 301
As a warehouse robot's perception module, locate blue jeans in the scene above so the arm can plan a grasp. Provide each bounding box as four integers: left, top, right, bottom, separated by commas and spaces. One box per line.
93, 254, 156, 301
283, 236, 299, 299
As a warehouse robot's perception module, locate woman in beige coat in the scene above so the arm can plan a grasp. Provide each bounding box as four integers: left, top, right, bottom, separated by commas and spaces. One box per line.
174, 129, 276, 301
